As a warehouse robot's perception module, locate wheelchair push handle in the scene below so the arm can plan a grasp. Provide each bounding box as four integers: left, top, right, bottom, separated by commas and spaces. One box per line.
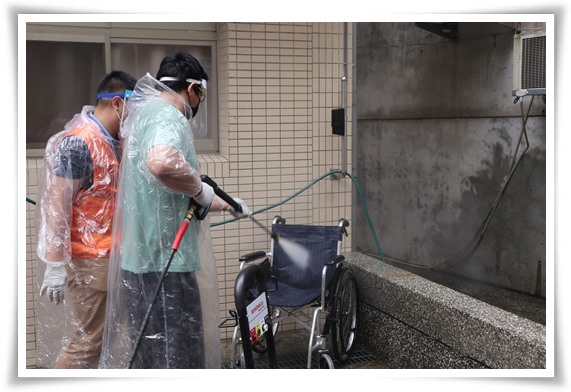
200, 174, 243, 213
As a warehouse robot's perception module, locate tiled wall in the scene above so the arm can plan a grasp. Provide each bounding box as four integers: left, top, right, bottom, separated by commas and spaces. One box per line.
24, 22, 353, 368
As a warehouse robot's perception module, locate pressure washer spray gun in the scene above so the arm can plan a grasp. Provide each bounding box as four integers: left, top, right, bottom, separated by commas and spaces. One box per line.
171, 174, 243, 250
127, 174, 242, 369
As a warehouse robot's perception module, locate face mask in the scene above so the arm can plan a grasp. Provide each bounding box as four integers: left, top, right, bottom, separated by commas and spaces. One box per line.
115, 106, 128, 132
159, 76, 206, 119
191, 102, 199, 118
98, 90, 132, 135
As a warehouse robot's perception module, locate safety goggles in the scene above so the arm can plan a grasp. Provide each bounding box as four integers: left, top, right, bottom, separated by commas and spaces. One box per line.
187, 78, 206, 102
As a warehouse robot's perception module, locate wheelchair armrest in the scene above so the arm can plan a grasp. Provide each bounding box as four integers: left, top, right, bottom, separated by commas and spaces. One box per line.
239, 250, 267, 263
325, 254, 345, 267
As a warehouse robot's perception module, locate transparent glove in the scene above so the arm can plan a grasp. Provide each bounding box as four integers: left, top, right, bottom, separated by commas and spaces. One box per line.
228, 198, 251, 219
193, 182, 215, 208
40, 262, 68, 305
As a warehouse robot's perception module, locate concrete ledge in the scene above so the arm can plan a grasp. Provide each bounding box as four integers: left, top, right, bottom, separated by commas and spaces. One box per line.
344, 252, 546, 369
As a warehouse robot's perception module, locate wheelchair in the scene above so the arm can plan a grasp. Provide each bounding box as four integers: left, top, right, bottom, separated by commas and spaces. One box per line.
228, 216, 359, 369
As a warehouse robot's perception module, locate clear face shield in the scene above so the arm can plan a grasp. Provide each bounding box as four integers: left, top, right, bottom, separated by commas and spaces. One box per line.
96, 90, 133, 133
159, 77, 208, 139
189, 79, 208, 139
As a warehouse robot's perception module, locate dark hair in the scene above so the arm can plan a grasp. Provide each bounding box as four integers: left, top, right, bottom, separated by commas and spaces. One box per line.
156, 52, 209, 93
95, 70, 137, 106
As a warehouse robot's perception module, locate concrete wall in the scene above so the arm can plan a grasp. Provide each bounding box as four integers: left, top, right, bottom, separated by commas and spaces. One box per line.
354, 22, 546, 297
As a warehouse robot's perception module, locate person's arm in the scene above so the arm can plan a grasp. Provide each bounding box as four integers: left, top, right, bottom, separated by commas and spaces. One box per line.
146, 144, 203, 195
36, 136, 91, 304
146, 144, 215, 208
146, 144, 250, 217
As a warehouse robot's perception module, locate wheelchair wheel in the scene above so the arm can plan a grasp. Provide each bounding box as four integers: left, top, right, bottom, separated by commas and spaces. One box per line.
319, 353, 335, 369
237, 345, 246, 369
331, 267, 358, 363
231, 335, 246, 369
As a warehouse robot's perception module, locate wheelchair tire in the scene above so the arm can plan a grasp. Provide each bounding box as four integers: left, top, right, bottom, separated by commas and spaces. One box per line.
231, 338, 246, 369
319, 353, 335, 369
331, 267, 358, 363
238, 345, 246, 369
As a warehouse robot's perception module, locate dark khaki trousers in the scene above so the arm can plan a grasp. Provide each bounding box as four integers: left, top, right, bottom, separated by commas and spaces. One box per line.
54, 258, 108, 369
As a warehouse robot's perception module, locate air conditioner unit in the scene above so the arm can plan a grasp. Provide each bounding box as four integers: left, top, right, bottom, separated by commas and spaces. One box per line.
512, 31, 546, 97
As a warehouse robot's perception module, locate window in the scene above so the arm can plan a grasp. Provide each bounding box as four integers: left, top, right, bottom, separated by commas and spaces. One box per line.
26, 40, 105, 149
26, 22, 218, 154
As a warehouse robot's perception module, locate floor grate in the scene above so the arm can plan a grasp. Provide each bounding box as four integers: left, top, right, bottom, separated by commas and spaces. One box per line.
221, 348, 379, 369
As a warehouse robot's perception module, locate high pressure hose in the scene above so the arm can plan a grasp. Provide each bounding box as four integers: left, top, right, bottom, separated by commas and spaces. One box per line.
427, 95, 533, 271
380, 95, 535, 271
126, 201, 200, 369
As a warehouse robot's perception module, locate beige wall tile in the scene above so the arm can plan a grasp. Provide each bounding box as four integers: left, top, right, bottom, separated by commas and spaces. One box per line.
25, 22, 354, 364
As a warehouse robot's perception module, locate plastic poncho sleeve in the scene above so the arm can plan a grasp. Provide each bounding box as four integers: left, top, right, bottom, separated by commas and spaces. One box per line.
146, 144, 203, 197
36, 114, 95, 265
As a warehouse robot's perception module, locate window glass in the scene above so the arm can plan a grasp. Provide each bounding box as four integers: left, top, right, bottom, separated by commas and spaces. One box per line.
26, 25, 218, 153
26, 41, 105, 149
111, 43, 216, 146
111, 43, 211, 81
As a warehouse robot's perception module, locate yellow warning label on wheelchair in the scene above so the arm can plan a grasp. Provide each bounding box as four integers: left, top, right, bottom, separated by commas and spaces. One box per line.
246, 293, 270, 344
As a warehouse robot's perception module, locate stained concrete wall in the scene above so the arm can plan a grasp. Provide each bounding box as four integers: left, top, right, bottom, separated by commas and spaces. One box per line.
354, 22, 546, 297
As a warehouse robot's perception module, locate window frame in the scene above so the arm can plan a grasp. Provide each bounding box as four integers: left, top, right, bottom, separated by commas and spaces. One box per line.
26, 22, 219, 156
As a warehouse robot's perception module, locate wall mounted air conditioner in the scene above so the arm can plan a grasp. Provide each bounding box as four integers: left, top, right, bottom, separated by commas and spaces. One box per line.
512, 31, 546, 97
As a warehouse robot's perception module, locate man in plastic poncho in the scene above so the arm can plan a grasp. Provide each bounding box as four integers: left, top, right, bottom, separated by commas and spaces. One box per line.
100, 52, 250, 369
35, 71, 137, 368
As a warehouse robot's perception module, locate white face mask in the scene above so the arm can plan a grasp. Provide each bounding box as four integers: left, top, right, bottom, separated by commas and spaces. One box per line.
115, 103, 129, 131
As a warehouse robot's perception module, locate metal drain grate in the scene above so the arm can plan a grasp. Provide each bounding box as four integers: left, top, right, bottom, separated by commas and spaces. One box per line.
221, 348, 378, 369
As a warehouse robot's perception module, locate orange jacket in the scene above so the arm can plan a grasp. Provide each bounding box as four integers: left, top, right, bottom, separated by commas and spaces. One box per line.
65, 126, 119, 259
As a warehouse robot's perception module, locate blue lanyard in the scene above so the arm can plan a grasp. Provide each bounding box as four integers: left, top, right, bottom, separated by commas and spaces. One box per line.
89, 112, 120, 159
89, 112, 113, 139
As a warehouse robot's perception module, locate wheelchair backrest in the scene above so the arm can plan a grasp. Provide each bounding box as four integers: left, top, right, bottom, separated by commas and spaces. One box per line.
270, 223, 345, 290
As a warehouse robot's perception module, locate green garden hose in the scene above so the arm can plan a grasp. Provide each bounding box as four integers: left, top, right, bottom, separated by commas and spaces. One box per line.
211, 169, 385, 262
26, 169, 386, 261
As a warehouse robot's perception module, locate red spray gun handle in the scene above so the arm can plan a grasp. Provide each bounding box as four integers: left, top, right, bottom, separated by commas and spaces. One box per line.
173, 175, 241, 250
172, 204, 199, 250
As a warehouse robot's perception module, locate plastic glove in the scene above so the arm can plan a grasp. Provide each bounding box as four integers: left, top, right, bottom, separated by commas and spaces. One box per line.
228, 198, 251, 219
193, 182, 215, 208
40, 262, 68, 305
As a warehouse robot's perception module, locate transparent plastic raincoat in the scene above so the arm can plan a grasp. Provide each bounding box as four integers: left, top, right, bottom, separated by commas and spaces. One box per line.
34, 105, 121, 368
99, 74, 221, 369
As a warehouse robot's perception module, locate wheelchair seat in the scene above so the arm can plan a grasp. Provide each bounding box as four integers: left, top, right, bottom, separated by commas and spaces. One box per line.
268, 223, 344, 307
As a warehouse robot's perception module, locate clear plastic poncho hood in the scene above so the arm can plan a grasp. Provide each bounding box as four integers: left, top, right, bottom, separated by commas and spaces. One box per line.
99, 73, 221, 369
119, 73, 208, 140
